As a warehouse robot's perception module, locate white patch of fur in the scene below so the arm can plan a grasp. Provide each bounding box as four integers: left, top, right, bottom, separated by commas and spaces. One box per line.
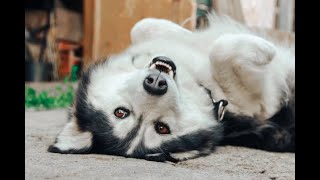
53, 118, 92, 151
126, 123, 146, 155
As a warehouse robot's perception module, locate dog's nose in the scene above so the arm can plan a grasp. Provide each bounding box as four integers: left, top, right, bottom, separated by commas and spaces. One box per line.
143, 73, 168, 96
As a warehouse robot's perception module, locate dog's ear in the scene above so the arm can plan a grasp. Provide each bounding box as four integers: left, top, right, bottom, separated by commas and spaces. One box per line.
48, 113, 93, 154
130, 18, 192, 44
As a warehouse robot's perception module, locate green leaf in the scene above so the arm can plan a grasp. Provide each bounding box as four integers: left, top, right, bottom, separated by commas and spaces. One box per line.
25, 83, 75, 110
63, 77, 70, 83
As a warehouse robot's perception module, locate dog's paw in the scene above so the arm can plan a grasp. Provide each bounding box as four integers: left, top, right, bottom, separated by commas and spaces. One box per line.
143, 150, 206, 163
144, 153, 179, 163
210, 34, 276, 67
47, 144, 91, 154
168, 149, 212, 162
47, 119, 93, 154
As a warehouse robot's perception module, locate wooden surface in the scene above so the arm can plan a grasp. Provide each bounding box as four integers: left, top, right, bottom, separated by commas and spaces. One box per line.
213, 0, 245, 23
264, 29, 295, 45
55, 7, 83, 42
276, 0, 295, 31
82, 0, 294, 68
83, 0, 95, 68
83, 0, 196, 68
240, 0, 277, 29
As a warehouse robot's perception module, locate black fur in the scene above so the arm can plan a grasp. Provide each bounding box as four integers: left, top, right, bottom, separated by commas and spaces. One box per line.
91, 114, 143, 156
138, 152, 179, 163
220, 101, 295, 152
126, 124, 223, 162
160, 127, 222, 153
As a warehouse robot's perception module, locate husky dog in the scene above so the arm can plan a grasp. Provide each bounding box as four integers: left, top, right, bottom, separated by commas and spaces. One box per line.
48, 16, 295, 162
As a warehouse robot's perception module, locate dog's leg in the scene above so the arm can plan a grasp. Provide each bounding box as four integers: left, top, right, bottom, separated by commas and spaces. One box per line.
220, 107, 295, 152
142, 150, 210, 162
208, 34, 292, 119
209, 34, 276, 94
143, 153, 179, 163
48, 116, 93, 154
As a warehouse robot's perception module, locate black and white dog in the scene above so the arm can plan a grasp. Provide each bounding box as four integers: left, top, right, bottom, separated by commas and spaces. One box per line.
48, 16, 295, 162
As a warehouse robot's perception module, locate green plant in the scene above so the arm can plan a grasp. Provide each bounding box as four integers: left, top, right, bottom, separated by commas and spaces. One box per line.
25, 78, 75, 110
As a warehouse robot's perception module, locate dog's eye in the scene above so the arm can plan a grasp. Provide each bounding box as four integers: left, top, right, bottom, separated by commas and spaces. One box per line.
114, 107, 130, 119
155, 122, 170, 134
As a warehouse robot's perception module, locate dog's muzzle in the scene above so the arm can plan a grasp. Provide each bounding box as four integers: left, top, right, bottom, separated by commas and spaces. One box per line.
144, 56, 177, 96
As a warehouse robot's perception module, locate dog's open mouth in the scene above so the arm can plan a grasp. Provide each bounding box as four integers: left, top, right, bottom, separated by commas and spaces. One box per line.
149, 56, 176, 78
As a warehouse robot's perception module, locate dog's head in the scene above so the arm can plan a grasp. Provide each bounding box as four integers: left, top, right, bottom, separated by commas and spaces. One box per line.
48, 19, 224, 162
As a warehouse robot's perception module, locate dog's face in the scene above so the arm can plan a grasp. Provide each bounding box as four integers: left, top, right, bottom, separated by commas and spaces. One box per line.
48, 38, 223, 162
48, 17, 236, 162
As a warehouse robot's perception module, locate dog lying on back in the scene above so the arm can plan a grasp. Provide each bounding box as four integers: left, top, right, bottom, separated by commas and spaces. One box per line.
48, 15, 295, 162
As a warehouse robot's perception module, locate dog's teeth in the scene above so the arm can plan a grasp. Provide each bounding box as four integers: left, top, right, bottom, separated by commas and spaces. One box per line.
153, 61, 173, 76
150, 64, 156, 69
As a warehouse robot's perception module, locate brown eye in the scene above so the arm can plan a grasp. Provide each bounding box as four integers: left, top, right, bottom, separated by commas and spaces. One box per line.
155, 122, 170, 134
114, 107, 130, 119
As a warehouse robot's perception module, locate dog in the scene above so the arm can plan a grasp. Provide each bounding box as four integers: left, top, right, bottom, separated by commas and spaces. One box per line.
48, 15, 295, 162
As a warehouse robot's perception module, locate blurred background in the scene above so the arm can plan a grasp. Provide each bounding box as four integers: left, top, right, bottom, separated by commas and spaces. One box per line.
25, 0, 295, 109
25, 0, 295, 82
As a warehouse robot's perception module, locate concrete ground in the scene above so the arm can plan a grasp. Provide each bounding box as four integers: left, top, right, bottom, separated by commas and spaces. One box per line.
25, 83, 295, 180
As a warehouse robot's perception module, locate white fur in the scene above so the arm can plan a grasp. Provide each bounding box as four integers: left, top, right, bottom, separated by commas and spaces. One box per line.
52, 118, 93, 151
129, 17, 294, 120
131, 18, 192, 44
170, 150, 202, 161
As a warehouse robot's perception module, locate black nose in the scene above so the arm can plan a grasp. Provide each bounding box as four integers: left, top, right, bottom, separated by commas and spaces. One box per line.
143, 73, 168, 96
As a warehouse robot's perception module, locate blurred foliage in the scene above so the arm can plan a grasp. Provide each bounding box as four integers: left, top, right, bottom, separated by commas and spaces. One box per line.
25, 78, 75, 110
